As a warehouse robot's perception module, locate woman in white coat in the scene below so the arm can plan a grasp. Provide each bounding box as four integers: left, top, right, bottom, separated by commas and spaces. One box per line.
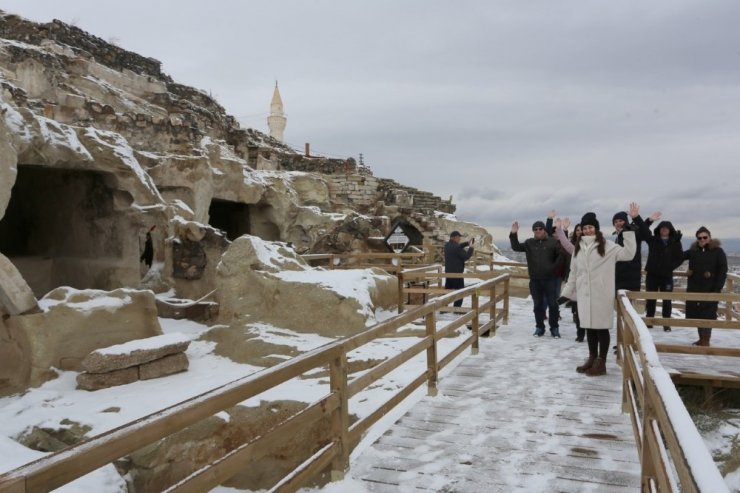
560, 207, 637, 376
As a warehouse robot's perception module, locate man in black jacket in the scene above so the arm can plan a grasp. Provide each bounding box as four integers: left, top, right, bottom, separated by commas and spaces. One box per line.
510, 220, 562, 338
643, 220, 684, 331
444, 231, 475, 307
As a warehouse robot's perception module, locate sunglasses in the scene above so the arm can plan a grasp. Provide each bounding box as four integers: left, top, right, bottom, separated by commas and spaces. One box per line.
533, 227, 544, 231
697, 236, 709, 240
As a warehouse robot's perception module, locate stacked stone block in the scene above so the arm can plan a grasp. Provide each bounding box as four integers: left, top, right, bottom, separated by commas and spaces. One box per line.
76, 333, 190, 391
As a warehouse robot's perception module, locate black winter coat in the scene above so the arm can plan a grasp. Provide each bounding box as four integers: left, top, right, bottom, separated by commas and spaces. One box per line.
444, 240, 473, 290
684, 239, 728, 293
509, 233, 562, 280
615, 215, 648, 290
644, 221, 684, 277
444, 241, 474, 274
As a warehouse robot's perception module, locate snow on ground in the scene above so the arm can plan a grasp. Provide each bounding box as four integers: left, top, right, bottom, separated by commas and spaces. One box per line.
1, 293, 736, 491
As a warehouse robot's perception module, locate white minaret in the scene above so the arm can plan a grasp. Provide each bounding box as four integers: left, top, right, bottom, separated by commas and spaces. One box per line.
267, 82, 286, 142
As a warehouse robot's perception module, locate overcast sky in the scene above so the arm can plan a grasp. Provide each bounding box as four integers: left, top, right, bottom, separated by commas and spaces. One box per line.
3, 1, 740, 241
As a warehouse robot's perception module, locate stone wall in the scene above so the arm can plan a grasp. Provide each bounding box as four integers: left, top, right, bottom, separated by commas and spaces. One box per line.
378, 178, 456, 214
327, 174, 381, 210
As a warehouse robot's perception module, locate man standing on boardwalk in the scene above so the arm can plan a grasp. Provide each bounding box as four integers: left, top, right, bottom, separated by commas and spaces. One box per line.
444, 231, 475, 308
509, 220, 562, 338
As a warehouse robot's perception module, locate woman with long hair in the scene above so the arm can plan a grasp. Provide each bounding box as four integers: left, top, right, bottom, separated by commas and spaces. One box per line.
560, 205, 638, 376
554, 218, 583, 341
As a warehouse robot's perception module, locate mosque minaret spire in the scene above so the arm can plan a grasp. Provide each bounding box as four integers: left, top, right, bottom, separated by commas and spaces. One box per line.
267, 81, 286, 142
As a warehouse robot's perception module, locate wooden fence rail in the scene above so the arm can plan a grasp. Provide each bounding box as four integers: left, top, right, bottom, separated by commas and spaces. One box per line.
0, 276, 511, 493
617, 291, 734, 492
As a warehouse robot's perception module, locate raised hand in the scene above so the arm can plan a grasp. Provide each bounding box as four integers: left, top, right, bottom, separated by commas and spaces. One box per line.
548, 209, 556, 219
649, 211, 662, 222
511, 221, 520, 234
555, 218, 562, 229
562, 217, 571, 230
629, 202, 640, 218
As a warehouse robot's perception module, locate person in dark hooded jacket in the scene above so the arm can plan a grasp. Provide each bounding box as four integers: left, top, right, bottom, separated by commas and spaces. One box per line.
612, 208, 656, 291
643, 220, 684, 331
683, 226, 728, 346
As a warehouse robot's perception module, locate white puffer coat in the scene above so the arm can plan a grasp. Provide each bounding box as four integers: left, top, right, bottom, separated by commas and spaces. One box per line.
561, 231, 636, 329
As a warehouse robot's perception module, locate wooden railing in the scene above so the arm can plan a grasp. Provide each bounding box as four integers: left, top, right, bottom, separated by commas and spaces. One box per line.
302, 252, 427, 274
0, 275, 511, 493
397, 266, 511, 323
616, 291, 735, 492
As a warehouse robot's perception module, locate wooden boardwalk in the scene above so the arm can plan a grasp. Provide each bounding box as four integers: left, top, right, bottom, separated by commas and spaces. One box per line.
349, 310, 641, 492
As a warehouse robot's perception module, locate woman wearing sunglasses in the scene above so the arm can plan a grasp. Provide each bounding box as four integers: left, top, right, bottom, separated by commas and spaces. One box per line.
683, 227, 728, 346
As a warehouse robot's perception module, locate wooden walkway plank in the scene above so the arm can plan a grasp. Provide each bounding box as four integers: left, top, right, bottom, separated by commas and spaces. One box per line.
348, 301, 641, 492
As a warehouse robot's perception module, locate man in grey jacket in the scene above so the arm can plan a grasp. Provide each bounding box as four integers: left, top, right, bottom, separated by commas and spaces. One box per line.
510, 221, 563, 338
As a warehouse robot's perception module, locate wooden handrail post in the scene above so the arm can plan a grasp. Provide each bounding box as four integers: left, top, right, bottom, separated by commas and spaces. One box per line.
471, 291, 480, 355
329, 353, 350, 480
618, 304, 631, 414
639, 362, 657, 490
725, 277, 734, 320
490, 283, 497, 337
438, 265, 443, 290
616, 297, 623, 364
503, 277, 510, 325
425, 311, 439, 396
397, 271, 404, 314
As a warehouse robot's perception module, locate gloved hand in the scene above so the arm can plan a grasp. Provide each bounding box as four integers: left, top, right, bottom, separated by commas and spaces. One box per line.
675, 230, 682, 241
557, 296, 570, 305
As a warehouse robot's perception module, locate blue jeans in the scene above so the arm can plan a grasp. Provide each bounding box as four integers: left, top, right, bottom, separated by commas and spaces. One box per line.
530, 278, 559, 330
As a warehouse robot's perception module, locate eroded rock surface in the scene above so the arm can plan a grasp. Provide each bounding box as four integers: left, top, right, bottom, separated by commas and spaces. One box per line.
217, 236, 397, 336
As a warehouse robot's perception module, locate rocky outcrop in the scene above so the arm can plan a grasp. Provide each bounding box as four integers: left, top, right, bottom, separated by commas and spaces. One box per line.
4, 287, 162, 387
0, 11, 484, 396
216, 236, 397, 336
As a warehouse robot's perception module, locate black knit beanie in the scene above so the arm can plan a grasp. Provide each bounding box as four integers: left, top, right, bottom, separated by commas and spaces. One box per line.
532, 221, 546, 231
580, 212, 599, 230
612, 211, 628, 224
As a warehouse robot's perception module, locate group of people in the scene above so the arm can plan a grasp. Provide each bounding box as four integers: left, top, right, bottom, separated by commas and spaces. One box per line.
506, 203, 728, 377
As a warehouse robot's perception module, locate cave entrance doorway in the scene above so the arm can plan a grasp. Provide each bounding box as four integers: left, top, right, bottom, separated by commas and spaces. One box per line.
0, 165, 133, 297
208, 199, 250, 241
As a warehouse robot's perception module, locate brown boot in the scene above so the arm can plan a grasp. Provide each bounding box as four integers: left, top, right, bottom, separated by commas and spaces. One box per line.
586, 358, 607, 376
576, 355, 596, 373
692, 332, 711, 347
698, 334, 711, 346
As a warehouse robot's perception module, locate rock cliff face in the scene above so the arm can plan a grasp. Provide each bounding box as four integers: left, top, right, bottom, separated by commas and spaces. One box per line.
0, 12, 491, 390
0, 11, 490, 308
0, 11, 499, 490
